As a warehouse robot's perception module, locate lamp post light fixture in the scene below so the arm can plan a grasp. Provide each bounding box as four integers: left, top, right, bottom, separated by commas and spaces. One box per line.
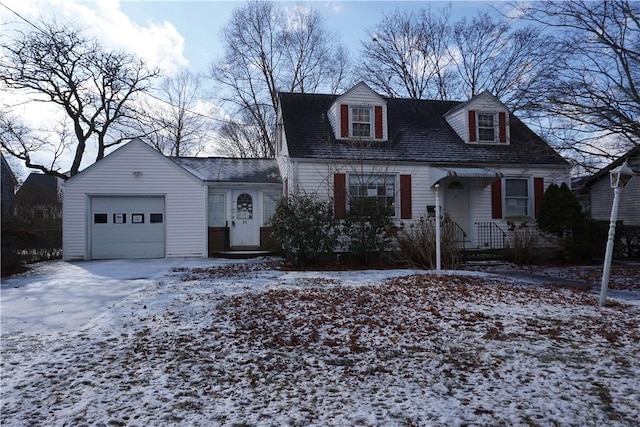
599, 160, 634, 307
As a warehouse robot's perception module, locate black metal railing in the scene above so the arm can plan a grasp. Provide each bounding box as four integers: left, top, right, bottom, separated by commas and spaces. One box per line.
475, 222, 506, 250
444, 221, 467, 250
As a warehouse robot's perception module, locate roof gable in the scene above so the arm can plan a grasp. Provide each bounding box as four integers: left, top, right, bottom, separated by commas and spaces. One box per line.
444, 90, 506, 117
578, 145, 640, 189
15, 173, 61, 205
334, 81, 387, 106
64, 138, 202, 187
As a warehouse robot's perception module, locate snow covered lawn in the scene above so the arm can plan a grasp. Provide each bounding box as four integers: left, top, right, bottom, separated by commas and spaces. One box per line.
1, 259, 639, 426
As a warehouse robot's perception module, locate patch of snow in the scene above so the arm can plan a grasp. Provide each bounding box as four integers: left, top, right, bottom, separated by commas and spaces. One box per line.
1, 258, 638, 425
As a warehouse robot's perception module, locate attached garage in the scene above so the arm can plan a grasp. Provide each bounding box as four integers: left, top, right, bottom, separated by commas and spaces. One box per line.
90, 196, 165, 259
62, 139, 207, 261
62, 138, 282, 261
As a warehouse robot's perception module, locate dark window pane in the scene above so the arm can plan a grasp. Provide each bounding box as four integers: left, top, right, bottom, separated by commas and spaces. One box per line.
150, 213, 163, 223
94, 213, 108, 224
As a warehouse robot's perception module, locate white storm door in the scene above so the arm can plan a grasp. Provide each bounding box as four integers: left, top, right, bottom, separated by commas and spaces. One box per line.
231, 190, 259, 247
444, 181, 470, 237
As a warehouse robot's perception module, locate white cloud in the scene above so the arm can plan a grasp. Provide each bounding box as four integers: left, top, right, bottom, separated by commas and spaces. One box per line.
0, 0, 192, 179
1, 0, 188, 73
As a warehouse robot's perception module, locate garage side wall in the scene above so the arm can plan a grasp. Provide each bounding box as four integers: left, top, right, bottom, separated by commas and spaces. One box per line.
63, 141, 206, 260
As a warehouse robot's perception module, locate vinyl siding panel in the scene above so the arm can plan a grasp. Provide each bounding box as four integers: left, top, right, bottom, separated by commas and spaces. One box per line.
294, 161, 433, 220
589, 175, 640, 226
468, 166, 569, 247
290, 160, 569, 248
63, 140, 206, 260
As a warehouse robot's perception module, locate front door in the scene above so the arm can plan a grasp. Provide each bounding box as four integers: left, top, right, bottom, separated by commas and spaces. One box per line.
444, 180, 470, 239
231, 190, 259, 247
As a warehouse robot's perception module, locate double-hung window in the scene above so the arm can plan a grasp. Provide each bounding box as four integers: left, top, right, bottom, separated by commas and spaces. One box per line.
348, 174, 396, 216
351, 107, 372, 138
477, 113, 496, 142
504, 178, 529, 217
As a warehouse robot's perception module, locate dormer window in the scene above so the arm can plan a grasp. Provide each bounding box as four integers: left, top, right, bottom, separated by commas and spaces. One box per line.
468, 110, 508, 144
333, 82, 387, 141
351, 107, 372, 138
477, 113, 496, 142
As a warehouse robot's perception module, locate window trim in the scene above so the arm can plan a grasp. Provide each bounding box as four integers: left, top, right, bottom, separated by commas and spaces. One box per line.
477, 112, 497, 143
503, 177, 531, 218
350, 106, 372, 138
347, 173, 397, 218
469, 110, 508, 144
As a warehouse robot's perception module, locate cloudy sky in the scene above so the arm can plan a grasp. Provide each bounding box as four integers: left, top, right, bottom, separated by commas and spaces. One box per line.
1, 0, 510, 179
1, 0, 508, 74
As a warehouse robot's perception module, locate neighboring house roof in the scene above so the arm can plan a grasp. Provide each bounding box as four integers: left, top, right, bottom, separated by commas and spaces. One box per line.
576, 145, 640, 189
1, 152, 18, 217
278, 92, 568, 166
15, 173, 61, 205
171, 157, 282, 184
1, 152, 18, 186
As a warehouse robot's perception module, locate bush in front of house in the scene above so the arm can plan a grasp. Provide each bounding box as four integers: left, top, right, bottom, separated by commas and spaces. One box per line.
537, 182, 592, 260
269, 194, 338, 266
395, 215, 461, 269
503, 220, 539, 265
342, 198, 398, 264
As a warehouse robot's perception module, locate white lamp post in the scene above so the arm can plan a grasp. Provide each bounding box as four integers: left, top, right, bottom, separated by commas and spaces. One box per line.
599, 160, 634, 307
435, 183, 441, 273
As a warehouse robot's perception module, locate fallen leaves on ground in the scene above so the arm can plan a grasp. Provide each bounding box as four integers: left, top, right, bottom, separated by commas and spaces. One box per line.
2, 266, 639, 426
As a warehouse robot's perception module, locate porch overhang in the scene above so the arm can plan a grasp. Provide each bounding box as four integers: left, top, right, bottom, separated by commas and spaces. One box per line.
431, 167, 503, 187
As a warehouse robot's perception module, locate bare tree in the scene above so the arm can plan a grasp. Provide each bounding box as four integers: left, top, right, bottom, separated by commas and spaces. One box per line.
450, 12, 551, 112
0, 20, 158, 178
137, 70, 212, 157
515, 0, 640, 163
281, 7, 348, 94
210, 1, 348, 157
358, 7, 456, 100
217, 114, 271, 158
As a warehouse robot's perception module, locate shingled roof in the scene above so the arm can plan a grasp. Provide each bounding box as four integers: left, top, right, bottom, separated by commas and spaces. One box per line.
15, 173, 61, 205
278, 92, 568, 166
170, 157, 281, 184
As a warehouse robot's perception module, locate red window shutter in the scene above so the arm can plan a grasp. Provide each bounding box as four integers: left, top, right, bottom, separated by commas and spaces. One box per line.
340, 104, 349, 138
468, 110, 477, 142
498, 111, 507, 143
334, 173, 346, 219
374, 106, 383, 139
491, 179, 502, 219
534, 177, 544, 218
400, 175, 412, 219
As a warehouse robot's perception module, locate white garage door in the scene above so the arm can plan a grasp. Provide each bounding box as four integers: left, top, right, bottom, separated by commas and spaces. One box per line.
90, 196, 165, 259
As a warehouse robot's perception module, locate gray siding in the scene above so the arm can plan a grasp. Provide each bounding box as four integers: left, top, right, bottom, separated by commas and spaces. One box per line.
589, 175, 640, 226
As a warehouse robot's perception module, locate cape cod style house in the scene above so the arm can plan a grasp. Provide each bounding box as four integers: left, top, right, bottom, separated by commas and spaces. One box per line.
62, 139, 281, 260
276, 82, 571, 250
62, 82, 570, 260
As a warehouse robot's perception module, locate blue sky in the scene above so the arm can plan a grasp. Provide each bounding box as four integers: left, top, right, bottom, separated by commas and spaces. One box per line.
0, 0, 509, 178
1, 1, 506, 75
117, 1, 499, 73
